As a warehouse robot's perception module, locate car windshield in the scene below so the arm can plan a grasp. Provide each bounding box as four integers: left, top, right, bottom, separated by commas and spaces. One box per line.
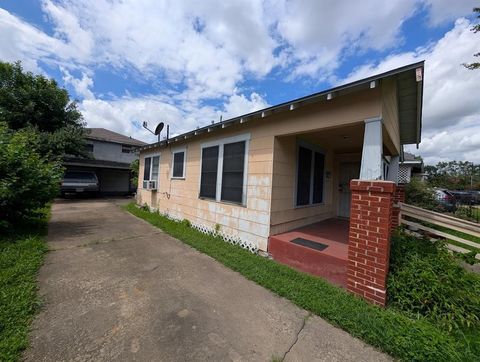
64, 172, 96, 181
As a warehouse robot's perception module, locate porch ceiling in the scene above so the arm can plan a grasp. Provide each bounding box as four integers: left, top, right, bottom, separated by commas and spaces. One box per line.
295, 123, 365, 154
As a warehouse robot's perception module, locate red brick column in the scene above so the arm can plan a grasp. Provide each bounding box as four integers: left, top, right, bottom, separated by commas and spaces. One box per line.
347, 180, 396, 306
390, 185, 405, 231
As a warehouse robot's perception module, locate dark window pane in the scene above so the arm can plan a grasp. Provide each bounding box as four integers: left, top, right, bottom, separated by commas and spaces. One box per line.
143, 157, 151, 181
221, 141, 245, 203
313, 152, 325, 203
200, 146, 219, 199
84, 144, 94, 153
173, 152, 185, 178
296, 146, 312, 206
122, 145, 134, 153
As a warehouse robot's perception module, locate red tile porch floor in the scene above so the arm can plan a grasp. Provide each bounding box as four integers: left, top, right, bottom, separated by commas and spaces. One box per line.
268, 218, 349, 287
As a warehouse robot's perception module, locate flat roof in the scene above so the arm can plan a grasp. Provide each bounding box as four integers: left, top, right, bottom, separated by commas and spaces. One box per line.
142, 61, 424, 151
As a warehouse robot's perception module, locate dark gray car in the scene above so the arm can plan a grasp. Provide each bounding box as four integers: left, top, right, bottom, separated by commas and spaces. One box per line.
61, 171, 99, 196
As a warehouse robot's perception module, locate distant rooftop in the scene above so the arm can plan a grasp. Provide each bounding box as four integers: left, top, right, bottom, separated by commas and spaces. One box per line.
85, 128, 146, 147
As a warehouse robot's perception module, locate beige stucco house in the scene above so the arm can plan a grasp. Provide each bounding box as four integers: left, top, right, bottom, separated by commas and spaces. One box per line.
137, 62, 424, 254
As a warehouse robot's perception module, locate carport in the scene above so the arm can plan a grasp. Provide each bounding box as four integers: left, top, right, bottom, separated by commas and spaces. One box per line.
63, 158, 134, 195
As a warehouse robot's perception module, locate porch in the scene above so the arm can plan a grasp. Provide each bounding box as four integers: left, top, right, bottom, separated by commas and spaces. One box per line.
268, 218, 350, 287
267, 119, 398, 290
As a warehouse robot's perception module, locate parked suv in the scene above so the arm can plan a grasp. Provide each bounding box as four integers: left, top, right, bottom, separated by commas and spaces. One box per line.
449, 190, 476, 205
61, 171, 99, 197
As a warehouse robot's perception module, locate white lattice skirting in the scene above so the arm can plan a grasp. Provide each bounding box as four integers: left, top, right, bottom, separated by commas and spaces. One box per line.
145, 206, 259, 253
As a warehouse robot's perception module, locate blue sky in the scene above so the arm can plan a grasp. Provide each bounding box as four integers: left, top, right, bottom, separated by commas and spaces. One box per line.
1, 1, 479, 163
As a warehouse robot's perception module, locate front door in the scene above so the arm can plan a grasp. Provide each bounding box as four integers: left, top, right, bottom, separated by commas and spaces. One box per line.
338, 162, 360, 218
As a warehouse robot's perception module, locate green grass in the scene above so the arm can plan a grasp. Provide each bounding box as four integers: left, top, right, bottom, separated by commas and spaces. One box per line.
125, 203, 477, 361
0, 212, 48, 361
434, 222, 480, 256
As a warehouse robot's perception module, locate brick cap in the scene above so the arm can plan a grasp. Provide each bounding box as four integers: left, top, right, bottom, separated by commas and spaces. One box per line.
350, 179, 396, 193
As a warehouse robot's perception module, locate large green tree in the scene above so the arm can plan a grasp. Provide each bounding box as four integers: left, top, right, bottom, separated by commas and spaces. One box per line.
464, 7, 480, 70
0, 61, 86, 158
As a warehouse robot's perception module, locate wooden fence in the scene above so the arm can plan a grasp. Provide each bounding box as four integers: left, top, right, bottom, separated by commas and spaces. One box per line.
398, 202, 480, 260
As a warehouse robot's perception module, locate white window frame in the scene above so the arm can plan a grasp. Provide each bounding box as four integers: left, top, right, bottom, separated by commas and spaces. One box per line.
142, 152, 161, 189
294, 140, 326, 208
171, 147, 187, 179
199, 133, 250, 206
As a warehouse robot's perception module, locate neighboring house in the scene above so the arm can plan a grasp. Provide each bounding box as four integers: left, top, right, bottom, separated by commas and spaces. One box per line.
398, 152, 425, 183
64, 128, 146, 195
137, 62, 424, 255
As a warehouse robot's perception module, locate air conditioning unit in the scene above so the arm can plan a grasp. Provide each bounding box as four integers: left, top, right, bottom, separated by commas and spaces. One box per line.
143, 180, 157, 190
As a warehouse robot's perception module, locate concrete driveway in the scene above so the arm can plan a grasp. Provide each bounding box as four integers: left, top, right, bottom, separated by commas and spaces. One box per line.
25, 198, 390, 361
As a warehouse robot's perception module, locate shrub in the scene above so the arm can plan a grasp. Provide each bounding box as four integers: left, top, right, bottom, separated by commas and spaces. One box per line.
0, 123, 63, 230
404, 178, 438, 210
388, 231, 480, 331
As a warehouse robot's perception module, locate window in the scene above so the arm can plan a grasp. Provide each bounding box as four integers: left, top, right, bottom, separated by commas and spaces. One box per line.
143, 155, 160, 188
199, 134, 249, 205
221, 141, 245, 203
84, 143, 94, 153
122, 145, 134, 153
199, 146, 219, 199
296, 145, 325, 206
172, 150, 186, 178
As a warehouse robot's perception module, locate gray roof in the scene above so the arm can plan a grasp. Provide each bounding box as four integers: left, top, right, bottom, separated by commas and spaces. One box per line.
401, 152, 424, 173
86, 128, 146, 147
142, 61, 424, 151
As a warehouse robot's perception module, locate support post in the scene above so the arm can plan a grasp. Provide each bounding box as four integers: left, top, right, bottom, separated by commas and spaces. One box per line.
359, 118, 383, 180
347, 180, 396, 306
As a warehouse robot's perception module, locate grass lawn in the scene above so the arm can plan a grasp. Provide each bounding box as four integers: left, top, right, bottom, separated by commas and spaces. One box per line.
435, 221, 480, 257
125, 203, 478, 361
0, 215, 48, 361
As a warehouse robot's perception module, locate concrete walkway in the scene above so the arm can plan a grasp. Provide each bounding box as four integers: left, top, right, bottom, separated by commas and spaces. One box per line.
25, 198, 390, 361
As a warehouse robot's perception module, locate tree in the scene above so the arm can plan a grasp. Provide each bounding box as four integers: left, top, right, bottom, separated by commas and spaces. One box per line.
464, 7, 480, 70
425, 161, 480, 190
0, 61, 86, 158
130, 159, 139, 189
0, 122, 63, 230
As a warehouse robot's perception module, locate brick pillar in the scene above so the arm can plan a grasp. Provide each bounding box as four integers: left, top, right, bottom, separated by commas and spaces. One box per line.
390, 185, 405, 231
347, 180, 396, 306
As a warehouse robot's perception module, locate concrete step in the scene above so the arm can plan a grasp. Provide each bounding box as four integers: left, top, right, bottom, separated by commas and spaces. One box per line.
268, 236, 347, 288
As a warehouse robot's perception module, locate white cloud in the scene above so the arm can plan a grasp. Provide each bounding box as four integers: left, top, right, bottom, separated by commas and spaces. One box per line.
422, 0, 477, 26
223, 92, 270, 119
61, 68, 94, 100
37, 0, 278, 99
343, 18, 480, 164
0, 8, 66, 72
79, 91, 269, 143
274, 0, 418, 78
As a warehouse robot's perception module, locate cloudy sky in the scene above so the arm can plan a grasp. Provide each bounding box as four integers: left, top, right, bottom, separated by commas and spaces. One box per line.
1, 0, 479, 164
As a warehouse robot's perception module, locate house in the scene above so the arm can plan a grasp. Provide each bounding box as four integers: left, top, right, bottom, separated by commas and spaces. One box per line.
64, 128, 146, 195
137, 62, 424, 306
399, 152, 425, 183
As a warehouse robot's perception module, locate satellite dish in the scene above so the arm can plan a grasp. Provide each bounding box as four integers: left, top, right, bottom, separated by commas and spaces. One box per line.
154, 122, 164, 135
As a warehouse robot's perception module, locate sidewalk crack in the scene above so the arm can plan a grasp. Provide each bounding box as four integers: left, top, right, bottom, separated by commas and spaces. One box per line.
280, 312, 310, 361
